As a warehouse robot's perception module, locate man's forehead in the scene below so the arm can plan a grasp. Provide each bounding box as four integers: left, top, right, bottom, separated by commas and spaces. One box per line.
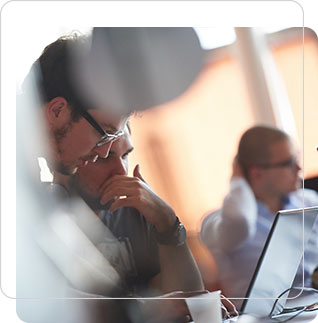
270, 139, 298, 158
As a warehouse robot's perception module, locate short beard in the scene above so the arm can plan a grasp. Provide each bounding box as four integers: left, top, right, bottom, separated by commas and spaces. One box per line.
73, 185, 103, 211
53, 120, 73, 146
55, 162, 78, 176
70, 178, 113, 211
52, 120, 77, 175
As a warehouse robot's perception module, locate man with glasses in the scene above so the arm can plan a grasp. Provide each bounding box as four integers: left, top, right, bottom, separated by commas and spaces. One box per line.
55, 122, 216, 322
26, 34, 128, 176
200, 125, 318, 307
18, 33, 137, 322
18, 33, 209, 322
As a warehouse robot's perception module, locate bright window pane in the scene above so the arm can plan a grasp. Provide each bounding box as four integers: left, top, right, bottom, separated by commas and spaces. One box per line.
271, 29, 318, 178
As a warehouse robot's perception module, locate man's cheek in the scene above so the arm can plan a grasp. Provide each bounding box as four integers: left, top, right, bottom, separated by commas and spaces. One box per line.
125, 161, 129, 175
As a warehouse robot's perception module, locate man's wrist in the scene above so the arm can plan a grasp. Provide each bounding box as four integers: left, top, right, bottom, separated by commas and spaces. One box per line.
152, 216, 186, 246
153, 207, 176, 233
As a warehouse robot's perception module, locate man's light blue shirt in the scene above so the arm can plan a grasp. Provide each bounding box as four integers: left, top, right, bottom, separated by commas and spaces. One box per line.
201, 178, 318, 303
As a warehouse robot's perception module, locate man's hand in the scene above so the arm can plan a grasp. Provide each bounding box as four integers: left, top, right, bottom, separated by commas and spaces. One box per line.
99, 164, 176, 232
221, 294, 239, 319
232, 156, 243, 178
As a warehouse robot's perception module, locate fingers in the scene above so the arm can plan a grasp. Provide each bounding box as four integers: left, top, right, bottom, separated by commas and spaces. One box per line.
99, 166, 147, 195
99, 175, 138, 194
99, 185, 140, 205
133, 164, 146, 182
221, 303, 230, 319
99, 176, 145, 199
221, 295, 239, 317
108, 196, 139, 213
98, 169, 153, 207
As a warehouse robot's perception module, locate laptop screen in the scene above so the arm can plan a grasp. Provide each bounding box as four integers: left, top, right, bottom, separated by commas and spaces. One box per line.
240, 206, 318, 317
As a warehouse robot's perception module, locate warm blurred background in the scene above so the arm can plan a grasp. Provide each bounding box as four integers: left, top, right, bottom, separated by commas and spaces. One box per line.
128, 28, 318, 231
126, 27, 318, 289
29, 27, 318, 291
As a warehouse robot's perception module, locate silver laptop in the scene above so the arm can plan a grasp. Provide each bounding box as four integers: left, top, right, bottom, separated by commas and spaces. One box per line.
240, 206, 318, 318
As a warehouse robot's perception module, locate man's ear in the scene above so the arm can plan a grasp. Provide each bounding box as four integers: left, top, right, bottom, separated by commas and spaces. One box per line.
45, 97, 72, 127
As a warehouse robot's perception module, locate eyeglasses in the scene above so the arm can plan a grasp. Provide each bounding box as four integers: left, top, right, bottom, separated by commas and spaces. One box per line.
257, 158, 300, 170
79, 110, 124, 147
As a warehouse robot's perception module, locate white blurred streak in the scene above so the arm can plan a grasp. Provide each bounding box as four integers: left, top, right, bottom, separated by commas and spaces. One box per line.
194, 27, 236, 50
17, 64, 53, 175
36, 206, 120, 296
38, 157, 53, 182
72, 28, 204, 114
16, 66, 65, 298
17, 80, 122, 295
16, 62, 121, 322
235, 28, 298, 142
15, 65, 53, 299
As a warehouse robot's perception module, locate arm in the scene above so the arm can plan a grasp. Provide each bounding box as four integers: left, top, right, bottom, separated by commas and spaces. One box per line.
99, 164, 204, 294
201, 159, 258, 253
149, 241, 204, 294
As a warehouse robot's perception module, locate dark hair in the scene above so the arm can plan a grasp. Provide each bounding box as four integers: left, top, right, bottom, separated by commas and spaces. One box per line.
237, 125, 290, 178
25, 34, 90, 121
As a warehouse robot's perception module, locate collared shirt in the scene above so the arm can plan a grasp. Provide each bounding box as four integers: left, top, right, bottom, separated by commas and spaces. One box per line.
100, 207, 160, 296
46, 183, 160, 297
200, 178, 318, 303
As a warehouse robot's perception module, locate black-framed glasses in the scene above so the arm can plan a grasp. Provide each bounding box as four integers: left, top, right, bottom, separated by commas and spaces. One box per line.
79, 110, 124, 147
258, 158, 300, 170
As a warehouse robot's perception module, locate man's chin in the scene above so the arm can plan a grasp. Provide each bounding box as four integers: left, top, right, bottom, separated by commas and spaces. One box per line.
70, 167, 79, 175
291, 181, 301, 192
56, 163, 78, 176
295, 179, 302, 190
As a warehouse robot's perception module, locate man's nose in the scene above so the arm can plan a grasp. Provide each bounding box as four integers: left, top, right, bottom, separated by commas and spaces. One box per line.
92, 142, 113, 159
113, 159, 128, 176
294, 162, 301, 173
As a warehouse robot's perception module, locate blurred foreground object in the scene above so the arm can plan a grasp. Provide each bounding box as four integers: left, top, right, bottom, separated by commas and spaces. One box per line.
75, 27, 204, 114
16, 27, 205, 322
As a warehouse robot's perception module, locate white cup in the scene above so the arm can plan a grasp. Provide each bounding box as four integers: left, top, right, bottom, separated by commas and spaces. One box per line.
185, 290, 222, 323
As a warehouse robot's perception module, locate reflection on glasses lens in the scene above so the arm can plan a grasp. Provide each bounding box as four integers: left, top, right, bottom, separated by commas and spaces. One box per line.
96, 130, 124, 147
